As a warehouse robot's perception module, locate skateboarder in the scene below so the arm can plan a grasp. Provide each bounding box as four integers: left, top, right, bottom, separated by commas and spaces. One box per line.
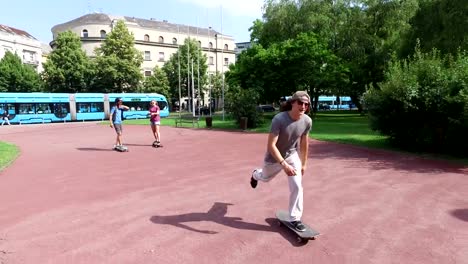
1, 109, 10, 126
250, 91, 312, 232
110, 97, 129, 149
148, 99, 161, 147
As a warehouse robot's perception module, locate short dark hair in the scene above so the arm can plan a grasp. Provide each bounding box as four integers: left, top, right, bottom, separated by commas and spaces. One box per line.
115, 97, 122, 103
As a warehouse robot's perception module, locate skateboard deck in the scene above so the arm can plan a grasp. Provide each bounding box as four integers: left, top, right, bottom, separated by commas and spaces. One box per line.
275, 210, 320, 243
114, 145, 129, 152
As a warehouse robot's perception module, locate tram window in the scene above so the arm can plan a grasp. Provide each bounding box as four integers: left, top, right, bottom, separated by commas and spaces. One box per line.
157, 101, 167, 110
76, 102, 104, 113
36, 103, 51, 114
19, 104, 35, 114
0, 104, 15, 114
90, 103, 103, 112
125, 101, 147, 111
77, 103, 88, 113
53, 103, 69, 118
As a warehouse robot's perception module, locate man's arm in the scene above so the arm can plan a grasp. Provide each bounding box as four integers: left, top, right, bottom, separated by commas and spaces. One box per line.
299, 133, 309, 174
267, 133, 296, 176
109, 108, 114, 127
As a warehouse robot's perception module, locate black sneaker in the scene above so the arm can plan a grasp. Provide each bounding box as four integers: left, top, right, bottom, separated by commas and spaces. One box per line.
291, 221, 306, 232
250, 170, 258, 189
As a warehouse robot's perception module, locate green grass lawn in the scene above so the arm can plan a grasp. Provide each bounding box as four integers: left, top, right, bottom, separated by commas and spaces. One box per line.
0, 141, 20, 171
122, 111, 389, 149
310, 111, 391, 148
105, 111, 467, 163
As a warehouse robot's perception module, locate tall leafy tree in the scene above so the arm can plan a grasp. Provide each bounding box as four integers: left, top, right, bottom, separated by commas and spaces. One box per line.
227, 33, 346, 110
162, 38, 208, 101
93, 20, 143, 93
0, 51, 42, 92
141, 66, 171, 98
401, 0, 468, 57
42, 30, 92, 93
248, 0, 418, 110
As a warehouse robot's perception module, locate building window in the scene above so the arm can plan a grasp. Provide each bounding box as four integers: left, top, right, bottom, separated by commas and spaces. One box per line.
209, 42, 213, 49
100, 30, 106, 38
144, 71, 152, 77
144, 34, 150, 41
22, 50, 36, 63
224, 57, 229, 65
172, 38, 177, 44
224, 44, 228, 50
209, 56, 214, 65
158, 36, 164, 43
144, 51, 151, 61
158, 52, 165, 62
3, 46, 13, 53
82, 29, 88, 38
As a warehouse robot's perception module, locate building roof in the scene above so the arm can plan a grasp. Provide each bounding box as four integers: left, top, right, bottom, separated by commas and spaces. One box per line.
52, 13, 232, 40
0, 24, 37, 40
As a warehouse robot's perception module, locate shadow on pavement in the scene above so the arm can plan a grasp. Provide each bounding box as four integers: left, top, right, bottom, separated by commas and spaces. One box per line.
309, 140, 468, 174
76, 147, 113, 152
150, 202, 310, 247
450, 209, 468, 222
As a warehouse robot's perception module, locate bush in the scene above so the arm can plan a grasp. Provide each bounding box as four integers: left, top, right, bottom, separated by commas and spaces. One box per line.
363, 49, 468, 156
225, 86, 263, 128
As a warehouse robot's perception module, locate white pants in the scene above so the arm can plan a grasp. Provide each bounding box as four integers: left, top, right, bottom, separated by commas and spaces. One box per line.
1, 117, 10, 126
252, 152, 303, 221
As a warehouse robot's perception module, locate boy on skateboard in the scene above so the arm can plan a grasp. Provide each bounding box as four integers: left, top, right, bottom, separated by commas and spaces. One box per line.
148, 100, 162, 147
110, 97, 129, 149
250, 91, 312, 232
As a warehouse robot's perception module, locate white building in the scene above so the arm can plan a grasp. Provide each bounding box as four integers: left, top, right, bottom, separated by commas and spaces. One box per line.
235, 41, 252, 58
0, 24, 43, 72
51, 13, 236, 78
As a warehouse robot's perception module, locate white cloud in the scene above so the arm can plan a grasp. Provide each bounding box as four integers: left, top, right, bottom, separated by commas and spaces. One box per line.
178, 0, 264, 18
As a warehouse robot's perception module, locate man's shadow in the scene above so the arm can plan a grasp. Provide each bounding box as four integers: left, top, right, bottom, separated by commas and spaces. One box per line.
149, 202, 309, 246
150, 202, 273, 234
451, 209, 468, 222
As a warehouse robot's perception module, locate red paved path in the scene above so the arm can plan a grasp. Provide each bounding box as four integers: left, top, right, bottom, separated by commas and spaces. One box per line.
0, 123, 467, 264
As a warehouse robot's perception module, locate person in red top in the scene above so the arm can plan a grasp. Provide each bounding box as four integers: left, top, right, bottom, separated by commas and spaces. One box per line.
148, 100, 161, 146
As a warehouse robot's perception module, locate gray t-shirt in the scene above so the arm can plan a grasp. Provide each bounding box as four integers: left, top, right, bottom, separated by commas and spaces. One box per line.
264, 111, 312, 163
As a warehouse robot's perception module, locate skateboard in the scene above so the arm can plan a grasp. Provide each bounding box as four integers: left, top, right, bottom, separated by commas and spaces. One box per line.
114, 145, 129, 152
275, 210, 320, 243
152, 141, 163, 148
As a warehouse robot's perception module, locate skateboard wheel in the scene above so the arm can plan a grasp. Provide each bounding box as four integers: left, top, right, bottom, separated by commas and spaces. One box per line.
297, 237, 303, 243
277, 221, 283, 227
311, 237, 316, 240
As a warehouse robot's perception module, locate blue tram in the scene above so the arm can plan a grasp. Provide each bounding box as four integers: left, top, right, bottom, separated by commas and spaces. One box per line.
0, 92, 169, 124
280, 95, 353, 110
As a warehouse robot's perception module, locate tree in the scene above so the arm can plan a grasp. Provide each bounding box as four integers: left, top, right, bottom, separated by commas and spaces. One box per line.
42, 31, 92, 93
0, 51, 42, 92
227, 33, 346, 111
248, 0, 418, 110
400, 0, 468, 57
163, 38, 208, 103
141, 66, 171, 98
209, 71, 224, 107
93, 20, 143, 93
363, 47, 468, 155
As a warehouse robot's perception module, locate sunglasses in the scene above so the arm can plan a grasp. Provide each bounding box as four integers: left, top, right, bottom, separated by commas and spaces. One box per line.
296, 101, 310, 107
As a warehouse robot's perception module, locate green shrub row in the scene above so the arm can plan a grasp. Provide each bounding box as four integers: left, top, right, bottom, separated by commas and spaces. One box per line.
363, 48, 468, 156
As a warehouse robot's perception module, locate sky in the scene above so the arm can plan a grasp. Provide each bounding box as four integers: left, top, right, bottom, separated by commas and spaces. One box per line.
0, 0, 265, 44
